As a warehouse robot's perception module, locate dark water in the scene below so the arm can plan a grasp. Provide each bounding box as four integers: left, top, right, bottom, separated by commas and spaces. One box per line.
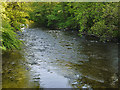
2, 28, 118, 88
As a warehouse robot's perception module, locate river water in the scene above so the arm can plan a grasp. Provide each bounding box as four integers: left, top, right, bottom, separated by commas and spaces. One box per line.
2, 28, 118, 88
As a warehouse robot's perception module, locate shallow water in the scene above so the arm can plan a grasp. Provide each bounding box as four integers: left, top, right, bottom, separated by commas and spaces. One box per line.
2, 28, 118, 88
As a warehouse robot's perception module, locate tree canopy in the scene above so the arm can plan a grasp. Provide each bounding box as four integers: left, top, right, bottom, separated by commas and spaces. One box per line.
28, 2, 119, 41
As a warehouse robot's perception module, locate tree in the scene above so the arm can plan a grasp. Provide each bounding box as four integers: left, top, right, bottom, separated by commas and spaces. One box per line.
1, 2, 28, 50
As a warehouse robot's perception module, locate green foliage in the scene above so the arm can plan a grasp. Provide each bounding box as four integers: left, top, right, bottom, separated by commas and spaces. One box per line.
1, 2, 118, 50
4, 2, 29, 30
2, 28, 22, 50
28, 2, 119, 42
1, 2, 28, 50
90, 3, 119, 41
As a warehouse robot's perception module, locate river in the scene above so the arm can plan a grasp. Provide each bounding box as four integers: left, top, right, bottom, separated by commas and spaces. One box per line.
2, 28, 118, 88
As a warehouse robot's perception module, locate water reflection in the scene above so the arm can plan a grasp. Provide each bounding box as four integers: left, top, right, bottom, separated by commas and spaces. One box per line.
2, 50, 39, 88
23, 28, 118, 88
2, 28, 118, 88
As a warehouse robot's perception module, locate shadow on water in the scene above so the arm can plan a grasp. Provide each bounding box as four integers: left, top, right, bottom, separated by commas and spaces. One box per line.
2, 50, 40, 88
2, 27, 119, 88
45, 29, 118, 88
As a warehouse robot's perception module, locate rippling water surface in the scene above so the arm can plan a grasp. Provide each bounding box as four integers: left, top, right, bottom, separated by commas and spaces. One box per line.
2, 28, 118, 88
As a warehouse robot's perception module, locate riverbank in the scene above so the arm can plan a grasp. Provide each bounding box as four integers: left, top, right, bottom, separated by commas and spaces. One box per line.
29, 22, 120, 44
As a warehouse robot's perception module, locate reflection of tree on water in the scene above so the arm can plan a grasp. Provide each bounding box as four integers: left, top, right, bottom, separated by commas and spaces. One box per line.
2, 50, 39, 88
0, 51, 1, 90
65, 39, 118, 88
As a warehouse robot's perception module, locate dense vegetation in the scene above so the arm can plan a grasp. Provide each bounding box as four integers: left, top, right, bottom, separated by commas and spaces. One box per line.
0, 2, 119, 50
28, 2, 119, 41
0, 2, 28, 50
